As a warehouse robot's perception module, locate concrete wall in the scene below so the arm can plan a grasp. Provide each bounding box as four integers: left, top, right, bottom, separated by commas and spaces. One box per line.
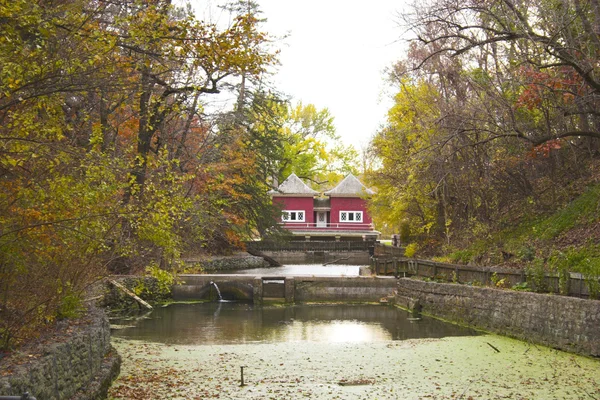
294, 276, 397, 302
173, 275, 255, 301
264, 250, 370, 265
396, 278, 600, 357
0, 307, 120, 399
173, 275, 397, 304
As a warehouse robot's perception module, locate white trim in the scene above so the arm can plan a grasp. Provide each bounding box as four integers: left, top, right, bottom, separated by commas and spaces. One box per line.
339, 211, 363, 223
270, 193, 317, 198
282, 210, 306, 222
316, 211, 327, 228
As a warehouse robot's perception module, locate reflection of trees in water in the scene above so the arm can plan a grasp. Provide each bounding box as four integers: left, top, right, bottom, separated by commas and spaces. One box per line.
112, 304, 475, 344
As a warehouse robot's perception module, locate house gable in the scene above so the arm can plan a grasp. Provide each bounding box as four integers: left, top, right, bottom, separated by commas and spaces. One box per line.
268, 173, 318, 197
269, 173, 378, 239
324, 174, 375, 197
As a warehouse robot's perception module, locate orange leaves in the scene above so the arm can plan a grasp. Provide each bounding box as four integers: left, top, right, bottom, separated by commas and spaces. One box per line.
530, 139, 563, 158
515, 66, 583, 111
115, 112, 140, 149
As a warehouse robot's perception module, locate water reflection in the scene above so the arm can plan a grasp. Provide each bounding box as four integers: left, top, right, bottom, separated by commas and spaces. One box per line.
215, 264, 362, 276
111, 303, 477, 345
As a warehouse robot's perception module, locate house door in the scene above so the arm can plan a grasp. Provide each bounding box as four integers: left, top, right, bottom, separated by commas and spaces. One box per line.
316, 212, 327, 228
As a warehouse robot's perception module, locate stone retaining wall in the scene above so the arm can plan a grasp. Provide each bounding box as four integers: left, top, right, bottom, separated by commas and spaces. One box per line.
396, 278, 600, 356
184, 253, 267, 271
0, 307, 120, 399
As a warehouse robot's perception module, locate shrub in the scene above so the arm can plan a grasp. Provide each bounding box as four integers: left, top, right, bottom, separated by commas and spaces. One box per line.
490, 272, 507, 288
526, 258, 548, 292
449, 249, 474, 264
518, 246, 536, 262
404, 243, 419, 258
548, 246, 600, 298
57, 283, 84, 319
512, 281, 531, 291
132, 264, 178, 303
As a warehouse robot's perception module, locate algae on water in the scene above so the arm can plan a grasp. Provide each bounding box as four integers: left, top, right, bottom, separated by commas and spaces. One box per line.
109, 334, 600, 399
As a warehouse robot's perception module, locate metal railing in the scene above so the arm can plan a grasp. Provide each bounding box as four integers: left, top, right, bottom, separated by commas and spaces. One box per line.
280, 222, 375, 230
0, 393, 36, 400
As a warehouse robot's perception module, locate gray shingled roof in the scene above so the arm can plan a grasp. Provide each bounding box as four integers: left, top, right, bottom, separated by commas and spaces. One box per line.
324, 174, 375, 196
268, 173, 318, 195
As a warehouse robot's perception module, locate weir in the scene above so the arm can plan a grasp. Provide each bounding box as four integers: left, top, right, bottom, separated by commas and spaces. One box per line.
173, 274, 398, 304
209, 281, 223, 301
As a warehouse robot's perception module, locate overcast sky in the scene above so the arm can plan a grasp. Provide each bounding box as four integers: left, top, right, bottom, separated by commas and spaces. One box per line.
258, 1, 409, 150
191, 1, 410, 150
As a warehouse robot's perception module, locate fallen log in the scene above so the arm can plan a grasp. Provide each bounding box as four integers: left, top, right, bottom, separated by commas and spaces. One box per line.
246, 249, 281, 267
324, 257, 350, 266
109, 279, 153, 310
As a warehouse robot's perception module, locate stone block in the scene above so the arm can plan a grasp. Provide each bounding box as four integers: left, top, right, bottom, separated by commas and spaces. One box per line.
0, 307, 121, 400
396, 278, 600, 357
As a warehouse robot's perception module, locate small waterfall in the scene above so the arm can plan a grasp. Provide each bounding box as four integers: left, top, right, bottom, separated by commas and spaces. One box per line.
209, 281, 223, 301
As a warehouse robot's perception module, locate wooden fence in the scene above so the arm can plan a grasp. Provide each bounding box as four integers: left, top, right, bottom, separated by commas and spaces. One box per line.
372, 257, 598, 298
374, 244, 405, 258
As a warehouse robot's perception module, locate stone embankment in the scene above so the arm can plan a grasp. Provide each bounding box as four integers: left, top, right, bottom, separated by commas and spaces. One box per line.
0, 306, 120, 400
396, 278, 600, 357
183, 252, 267, 271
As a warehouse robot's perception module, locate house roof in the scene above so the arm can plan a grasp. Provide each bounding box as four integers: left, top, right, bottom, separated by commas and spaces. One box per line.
268, 173, 319, 197
324, 174, 375, 197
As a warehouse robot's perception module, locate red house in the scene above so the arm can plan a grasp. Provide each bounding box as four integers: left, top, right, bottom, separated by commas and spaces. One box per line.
269, 174, 379, 241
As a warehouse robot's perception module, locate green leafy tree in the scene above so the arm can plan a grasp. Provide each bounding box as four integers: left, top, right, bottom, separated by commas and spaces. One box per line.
369, 79, 444, 238
277, 102, 358, 188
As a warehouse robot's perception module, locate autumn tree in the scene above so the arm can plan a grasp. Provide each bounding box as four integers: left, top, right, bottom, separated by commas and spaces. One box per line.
369, 0, 600, 252
402, 0, 600, 148
0, 0, 276, 348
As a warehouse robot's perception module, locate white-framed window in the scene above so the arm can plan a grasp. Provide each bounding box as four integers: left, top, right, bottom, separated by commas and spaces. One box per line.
282, 210, 305, 222
339, 211, 363, 223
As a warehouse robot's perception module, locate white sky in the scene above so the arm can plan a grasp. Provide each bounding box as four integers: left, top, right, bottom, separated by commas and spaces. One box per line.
190, 1, 410, 150
258, 1, 409, 150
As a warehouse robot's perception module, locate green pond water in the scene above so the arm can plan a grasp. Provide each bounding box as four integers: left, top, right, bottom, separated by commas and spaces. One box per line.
110, 303, 477, 345
109, 303, 600, 399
